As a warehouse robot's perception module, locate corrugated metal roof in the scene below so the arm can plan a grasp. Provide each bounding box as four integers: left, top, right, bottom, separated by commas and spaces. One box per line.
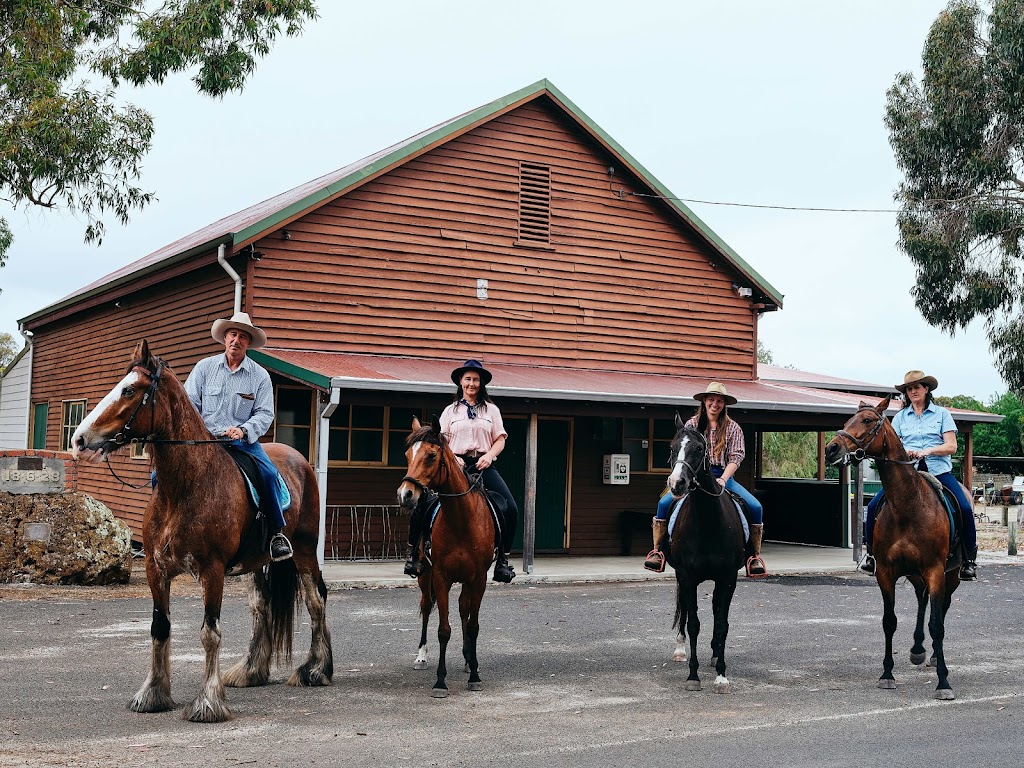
22, 78, 783, 326
250, 349, 1002, 424
758, 363, 894, 394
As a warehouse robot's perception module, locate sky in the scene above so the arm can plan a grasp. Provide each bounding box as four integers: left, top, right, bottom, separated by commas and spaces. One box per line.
0, 0, 1007, 401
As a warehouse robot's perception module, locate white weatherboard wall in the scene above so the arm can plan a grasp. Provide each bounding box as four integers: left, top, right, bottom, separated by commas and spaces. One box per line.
0, 347, 31, 449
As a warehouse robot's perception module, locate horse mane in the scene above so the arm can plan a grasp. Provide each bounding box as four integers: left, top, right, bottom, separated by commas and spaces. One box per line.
406, 423, 446, 448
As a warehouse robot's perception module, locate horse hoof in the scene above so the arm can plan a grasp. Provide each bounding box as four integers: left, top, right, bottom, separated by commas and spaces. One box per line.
672, 652, 687, 663
927, 655, 938, 668
467, 681, 483, 691
934, 688, 955, 701
431, 687, 449, 699
183, 697, 233, 723
909, 652, 927, 666
712, 678, 731, 694
413, 660, 428, 670
685, 680, 702, 692
877, 679, 897, 690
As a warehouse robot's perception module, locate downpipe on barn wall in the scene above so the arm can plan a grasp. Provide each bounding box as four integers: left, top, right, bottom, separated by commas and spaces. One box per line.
217, 244, 243, 315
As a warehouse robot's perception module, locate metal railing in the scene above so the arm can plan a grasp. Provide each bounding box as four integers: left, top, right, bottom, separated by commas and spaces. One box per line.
325, 504, 407, 561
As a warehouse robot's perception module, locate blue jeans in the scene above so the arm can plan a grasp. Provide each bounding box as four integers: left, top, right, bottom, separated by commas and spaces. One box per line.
655, 467, 763, 524
865, 471, 975, 551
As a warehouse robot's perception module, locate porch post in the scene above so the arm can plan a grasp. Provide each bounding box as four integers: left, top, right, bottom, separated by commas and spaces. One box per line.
963, 427, 974, 490
817, 432, 825, 481
523, 413, 538, 574
316, 386, 341, 566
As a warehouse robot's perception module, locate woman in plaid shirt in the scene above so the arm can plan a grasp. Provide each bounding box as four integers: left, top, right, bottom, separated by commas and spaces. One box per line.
643, 382, 767, 578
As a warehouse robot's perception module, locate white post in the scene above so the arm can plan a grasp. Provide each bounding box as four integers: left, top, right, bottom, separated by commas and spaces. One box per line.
315, 387, 340, 566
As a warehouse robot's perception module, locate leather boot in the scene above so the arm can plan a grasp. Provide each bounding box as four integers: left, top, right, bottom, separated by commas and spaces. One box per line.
859, 549, 876, 575
960, 545, 978, 581
493, 551, 516, 583
745, 523, 768, 578
643, 518, 669, 572
403, 543, 424, 578
269, 532, 293, 562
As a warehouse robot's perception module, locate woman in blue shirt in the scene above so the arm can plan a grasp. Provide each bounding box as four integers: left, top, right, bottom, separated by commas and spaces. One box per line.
860, 370, 977, 580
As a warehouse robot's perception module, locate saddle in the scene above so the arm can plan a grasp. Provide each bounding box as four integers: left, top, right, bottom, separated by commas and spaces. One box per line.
420, 470, 504, 565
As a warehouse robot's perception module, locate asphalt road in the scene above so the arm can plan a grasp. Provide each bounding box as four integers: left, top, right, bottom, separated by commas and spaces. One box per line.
1, 566, 1021, 768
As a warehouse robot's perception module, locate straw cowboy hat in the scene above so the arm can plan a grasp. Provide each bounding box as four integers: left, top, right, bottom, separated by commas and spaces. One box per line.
451, 359, 492, 386
693, 381, 737, 406
895, 370, 938, 393
211, 312, 267, 349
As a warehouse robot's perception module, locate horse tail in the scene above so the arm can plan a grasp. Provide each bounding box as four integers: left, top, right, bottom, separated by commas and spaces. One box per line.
267, 558, 299, 663
672, 581, 683, 631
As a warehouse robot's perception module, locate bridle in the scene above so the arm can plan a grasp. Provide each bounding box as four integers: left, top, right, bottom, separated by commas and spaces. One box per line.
671, 428, 724, 497
400, 437, 485, 502
834, 407, 916, 466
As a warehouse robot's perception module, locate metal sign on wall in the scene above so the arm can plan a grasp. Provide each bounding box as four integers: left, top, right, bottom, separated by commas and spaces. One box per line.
0, 456, 65, 494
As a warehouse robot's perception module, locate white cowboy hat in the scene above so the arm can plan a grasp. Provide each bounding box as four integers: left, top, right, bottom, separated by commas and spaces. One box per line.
211, 312, 267, 349
895, 370, 938, 393
693, 381, 738, 406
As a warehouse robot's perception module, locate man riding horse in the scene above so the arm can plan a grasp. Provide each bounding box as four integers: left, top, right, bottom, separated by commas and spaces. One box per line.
184, 311, 293, 562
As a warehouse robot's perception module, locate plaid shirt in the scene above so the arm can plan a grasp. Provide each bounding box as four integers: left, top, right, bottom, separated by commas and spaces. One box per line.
685, 415, 745, 468
184, 354, 274, 443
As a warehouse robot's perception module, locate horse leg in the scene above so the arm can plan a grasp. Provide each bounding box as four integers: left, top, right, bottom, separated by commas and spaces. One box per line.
876, 569, 898, 690
929, 572, 959, 667
710, 578, 737, 694
183, 568, 233, 722
907, 575, 928, 666
432, 579, 453, 698
926, 570, 954, 700
460, 580, 485, 690
414, 576, 435, 670
672, 631, 687, 663
288, 570, 334, 687
128, 560, 175, 713
682, 578, 702, 691
223, 571, 272, 688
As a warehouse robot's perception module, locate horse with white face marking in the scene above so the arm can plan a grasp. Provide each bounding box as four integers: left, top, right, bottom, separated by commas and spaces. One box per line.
72, 340, 332, 722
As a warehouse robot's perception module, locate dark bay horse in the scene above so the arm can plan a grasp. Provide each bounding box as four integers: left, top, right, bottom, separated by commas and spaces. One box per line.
665, 414, 746, 693
72, 340, 333, 722
825, 396, 961, 700
396, 416, 496, 698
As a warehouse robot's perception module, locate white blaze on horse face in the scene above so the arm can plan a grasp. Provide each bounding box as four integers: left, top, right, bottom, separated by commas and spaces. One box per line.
71, 370, 143, 459
667, 435, 690, 488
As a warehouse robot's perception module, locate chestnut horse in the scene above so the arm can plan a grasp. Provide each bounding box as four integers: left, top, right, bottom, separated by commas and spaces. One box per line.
396, 416, 497, 697
665, 415, 746, 694
825, 396, 961, 700
72, 340, 333, 722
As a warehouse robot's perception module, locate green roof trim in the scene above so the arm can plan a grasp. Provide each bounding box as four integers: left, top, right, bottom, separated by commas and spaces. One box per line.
250, 350, 331, 390
230, 78, 783, 307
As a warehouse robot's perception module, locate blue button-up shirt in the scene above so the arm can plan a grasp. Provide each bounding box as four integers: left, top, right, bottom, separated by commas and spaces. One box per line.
184, 354, 274, 443
891, 403, 958, 475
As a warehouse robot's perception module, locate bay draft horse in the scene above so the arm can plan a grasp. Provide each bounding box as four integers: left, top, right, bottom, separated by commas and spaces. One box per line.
72, 340, 333, 722
665, 414, 746, 694
824, 396, 961, 700
396, 416, 496, 698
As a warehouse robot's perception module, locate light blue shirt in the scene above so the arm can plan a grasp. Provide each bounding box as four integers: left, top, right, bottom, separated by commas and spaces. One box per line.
183, 354, 274, 443
891, 402, 958, 475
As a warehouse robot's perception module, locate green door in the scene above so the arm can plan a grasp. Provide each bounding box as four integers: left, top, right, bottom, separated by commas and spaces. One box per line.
502, 417, 570, 552
31, 403, 48, 449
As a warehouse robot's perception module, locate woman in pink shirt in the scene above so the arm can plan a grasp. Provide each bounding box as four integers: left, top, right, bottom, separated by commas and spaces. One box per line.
404, 360, 518, 583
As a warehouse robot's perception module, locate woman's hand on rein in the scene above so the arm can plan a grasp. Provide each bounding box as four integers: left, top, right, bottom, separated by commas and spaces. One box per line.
716, 477, 727, 487
476, 455, 493, 470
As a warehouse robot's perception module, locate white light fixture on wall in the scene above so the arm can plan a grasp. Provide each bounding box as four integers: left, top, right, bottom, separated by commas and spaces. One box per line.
732, 283, 753, 298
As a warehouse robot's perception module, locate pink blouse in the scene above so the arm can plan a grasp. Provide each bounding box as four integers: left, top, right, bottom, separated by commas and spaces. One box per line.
440, 400, 508, 456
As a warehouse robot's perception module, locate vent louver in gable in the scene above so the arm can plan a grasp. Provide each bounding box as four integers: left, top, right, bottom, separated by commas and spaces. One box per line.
518, 162, 551, 244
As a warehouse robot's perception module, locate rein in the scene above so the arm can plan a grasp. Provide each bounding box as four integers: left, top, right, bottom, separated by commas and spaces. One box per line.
400, 445, 486, 500
673, 428, 724, 497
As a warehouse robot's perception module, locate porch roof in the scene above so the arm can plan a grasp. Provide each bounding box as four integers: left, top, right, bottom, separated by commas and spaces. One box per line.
249, 349, 1002, 424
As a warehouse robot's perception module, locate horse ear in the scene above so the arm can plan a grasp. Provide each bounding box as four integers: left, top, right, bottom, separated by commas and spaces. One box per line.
877, 394, 892, 412
430, 414, 442, 435
674, 411, 685, 429
131, 339, 152, 365
858, 400, 871, 409
411, 416, 421, 431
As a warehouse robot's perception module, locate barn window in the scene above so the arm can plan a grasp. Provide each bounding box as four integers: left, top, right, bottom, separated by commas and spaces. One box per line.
623, 417, 675, 472
328, 405, 424, 466
60, 399, 86, 451
274, 386, 314, 461
518, 162, 551, 245
130, 440, 150, 460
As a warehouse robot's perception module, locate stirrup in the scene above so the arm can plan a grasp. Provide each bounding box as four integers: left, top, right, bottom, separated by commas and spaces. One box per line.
643, 549, 666, 573
403, 545, 425, 578
745, 555, 768, 579
858, 553, 876, 575
492, 555, 515, 583
269, 533, 293, 562
959, 561, 977, 581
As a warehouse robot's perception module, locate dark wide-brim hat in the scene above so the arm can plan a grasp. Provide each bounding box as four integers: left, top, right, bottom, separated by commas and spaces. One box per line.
693, 381, 738, 406
211, 311, 267, 349
895, 369, 938, 393
451, 359, 492, 386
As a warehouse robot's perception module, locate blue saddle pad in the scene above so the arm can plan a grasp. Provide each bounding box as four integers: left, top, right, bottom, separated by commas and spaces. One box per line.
241, 474, 291, 512
668, 493, 749, 543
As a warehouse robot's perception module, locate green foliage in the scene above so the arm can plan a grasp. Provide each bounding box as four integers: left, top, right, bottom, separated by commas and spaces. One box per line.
0, 0, 318, 276
761, 431, 838, 480
757, 340, 774, 364
936, 390, 1024, 457
0, 331, 18, 369
886, 0, 1024, 391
